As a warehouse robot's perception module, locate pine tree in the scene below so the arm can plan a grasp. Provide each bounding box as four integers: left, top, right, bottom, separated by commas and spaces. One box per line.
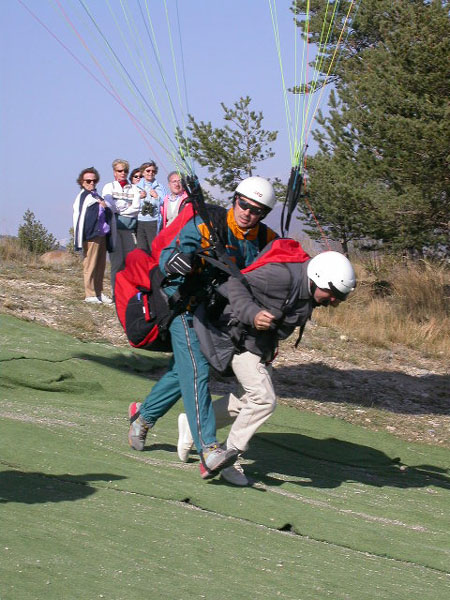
294, 0, 450, 254
177, 96, 279, 202
18, 210, 59, 254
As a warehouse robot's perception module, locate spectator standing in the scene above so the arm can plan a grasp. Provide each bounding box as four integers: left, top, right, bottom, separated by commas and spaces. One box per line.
130, 168, 144, 190
136, 161, 166, 252
73, 167, 114, 304
102, 159, 141, 296
160, 171, 189, 229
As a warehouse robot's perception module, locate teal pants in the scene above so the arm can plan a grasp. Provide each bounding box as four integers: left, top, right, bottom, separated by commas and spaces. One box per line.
139, 312, 217, 452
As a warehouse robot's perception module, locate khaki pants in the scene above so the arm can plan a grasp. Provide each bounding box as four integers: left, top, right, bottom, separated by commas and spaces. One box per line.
83, 236, 107, 298
213, 351, 276, 453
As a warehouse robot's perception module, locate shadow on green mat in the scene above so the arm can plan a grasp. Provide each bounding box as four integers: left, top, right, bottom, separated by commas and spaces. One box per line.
247, 433, 450, 490
75, 351, 450, 416
74, 351, 168, 377
0, 470, 126, 504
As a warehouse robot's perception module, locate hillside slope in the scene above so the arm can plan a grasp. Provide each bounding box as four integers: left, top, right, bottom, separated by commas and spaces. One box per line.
0, 255, 448, 447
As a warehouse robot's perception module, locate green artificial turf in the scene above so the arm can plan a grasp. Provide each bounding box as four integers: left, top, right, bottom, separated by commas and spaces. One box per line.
1, 315, 449, 599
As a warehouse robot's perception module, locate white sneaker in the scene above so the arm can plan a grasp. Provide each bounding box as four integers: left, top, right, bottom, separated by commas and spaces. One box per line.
100, 293, 113, 304
221, 461, 249, 486
177, 413, 194, 462
85, 296, 102, 304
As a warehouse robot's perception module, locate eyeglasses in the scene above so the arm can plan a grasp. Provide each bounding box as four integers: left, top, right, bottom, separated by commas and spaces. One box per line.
145, 168, 156, 173
115, 168, 128, 173
83, 179, 97, 184
132, 175, 142, 179
237, 197, 265, 216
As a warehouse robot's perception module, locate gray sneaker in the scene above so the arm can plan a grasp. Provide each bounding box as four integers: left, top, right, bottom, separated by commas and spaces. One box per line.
201, 444, 238, 479
221, 461, 249, 486
128, 402, 152, 451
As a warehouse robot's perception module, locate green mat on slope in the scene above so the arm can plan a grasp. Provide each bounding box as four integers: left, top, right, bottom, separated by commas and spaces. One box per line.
2, 469, 447, 600
1, 315, 449, 598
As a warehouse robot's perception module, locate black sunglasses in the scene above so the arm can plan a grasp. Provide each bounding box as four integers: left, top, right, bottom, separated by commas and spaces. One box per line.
83, 179, 97, 184
237, 197, 265, 216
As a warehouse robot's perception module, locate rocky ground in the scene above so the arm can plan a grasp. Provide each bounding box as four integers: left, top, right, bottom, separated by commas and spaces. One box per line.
1, 255, 448, 447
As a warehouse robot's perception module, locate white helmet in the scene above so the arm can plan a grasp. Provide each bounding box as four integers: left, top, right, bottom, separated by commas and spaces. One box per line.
307, 251, 356, 300
235, 176, 276, 210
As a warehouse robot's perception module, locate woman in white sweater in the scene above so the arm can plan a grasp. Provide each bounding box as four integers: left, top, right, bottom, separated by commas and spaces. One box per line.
101, 159, 141, 297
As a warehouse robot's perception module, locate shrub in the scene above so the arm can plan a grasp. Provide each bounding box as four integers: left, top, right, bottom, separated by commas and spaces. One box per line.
18, 210, 59, 255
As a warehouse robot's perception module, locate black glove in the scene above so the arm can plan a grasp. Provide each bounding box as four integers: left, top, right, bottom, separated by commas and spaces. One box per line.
165, 251, 194, 276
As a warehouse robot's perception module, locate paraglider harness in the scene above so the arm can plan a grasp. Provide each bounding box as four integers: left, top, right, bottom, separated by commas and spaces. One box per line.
115, 170, 308, 355
114, 176, 267, 352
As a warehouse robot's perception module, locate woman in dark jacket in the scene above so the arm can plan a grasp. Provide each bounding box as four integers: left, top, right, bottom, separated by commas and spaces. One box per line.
73, 167, 114, 304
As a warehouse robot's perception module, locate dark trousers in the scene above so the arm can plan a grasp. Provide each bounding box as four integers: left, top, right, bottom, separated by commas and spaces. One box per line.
109, 229, 136, 295
137, 220, 158, 254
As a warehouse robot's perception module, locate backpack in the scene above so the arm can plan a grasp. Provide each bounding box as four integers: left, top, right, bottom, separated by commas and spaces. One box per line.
114, 203, 196, 352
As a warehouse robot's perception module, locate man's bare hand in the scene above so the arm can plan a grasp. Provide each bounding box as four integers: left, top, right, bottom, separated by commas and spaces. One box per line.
253, 310, 276, 330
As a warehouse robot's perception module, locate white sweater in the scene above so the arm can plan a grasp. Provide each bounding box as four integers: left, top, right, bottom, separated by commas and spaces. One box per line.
101, 181, 141, 217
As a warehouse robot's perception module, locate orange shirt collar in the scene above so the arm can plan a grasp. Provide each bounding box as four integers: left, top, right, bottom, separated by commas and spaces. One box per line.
227, 208, 259, 241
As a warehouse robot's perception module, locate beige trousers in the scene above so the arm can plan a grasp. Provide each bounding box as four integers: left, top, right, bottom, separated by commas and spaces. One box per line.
83, 236, 107, 298
213, 351, 276, 453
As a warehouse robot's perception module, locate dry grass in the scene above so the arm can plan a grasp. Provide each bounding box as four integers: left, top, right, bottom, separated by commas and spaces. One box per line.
1, 234, 448, 447
0, 236, 42, 266
2, 236, 448, 360
314, 254, 450, 358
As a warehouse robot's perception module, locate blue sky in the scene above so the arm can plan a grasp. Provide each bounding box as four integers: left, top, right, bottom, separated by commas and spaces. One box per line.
1, 1, 329, 241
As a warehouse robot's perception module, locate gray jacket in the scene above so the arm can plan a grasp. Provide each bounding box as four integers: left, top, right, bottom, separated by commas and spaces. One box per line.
194, 260, 314, 370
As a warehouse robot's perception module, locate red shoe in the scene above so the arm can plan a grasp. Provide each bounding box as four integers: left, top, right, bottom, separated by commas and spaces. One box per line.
199, 462, 214, 480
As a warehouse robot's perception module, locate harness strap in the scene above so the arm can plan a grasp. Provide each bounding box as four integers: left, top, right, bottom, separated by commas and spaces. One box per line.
294, 322, 307, 348
183, 176, 256, 295
142, 294, 151, 322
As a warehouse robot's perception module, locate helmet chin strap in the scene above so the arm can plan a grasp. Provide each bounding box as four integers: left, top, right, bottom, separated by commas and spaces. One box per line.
309, 280, 333, 307
309, 280, 320, 307
327, 281, 348, 301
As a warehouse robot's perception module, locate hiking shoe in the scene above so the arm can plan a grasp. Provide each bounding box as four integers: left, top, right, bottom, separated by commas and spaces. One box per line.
100, 293, 113, 305
85, 296, 102, 304
200, 444, 238, 480
199, 463, 211, 480
177, 413, 194, 462
128, 402, 151, 451
221, 461, 249, 486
